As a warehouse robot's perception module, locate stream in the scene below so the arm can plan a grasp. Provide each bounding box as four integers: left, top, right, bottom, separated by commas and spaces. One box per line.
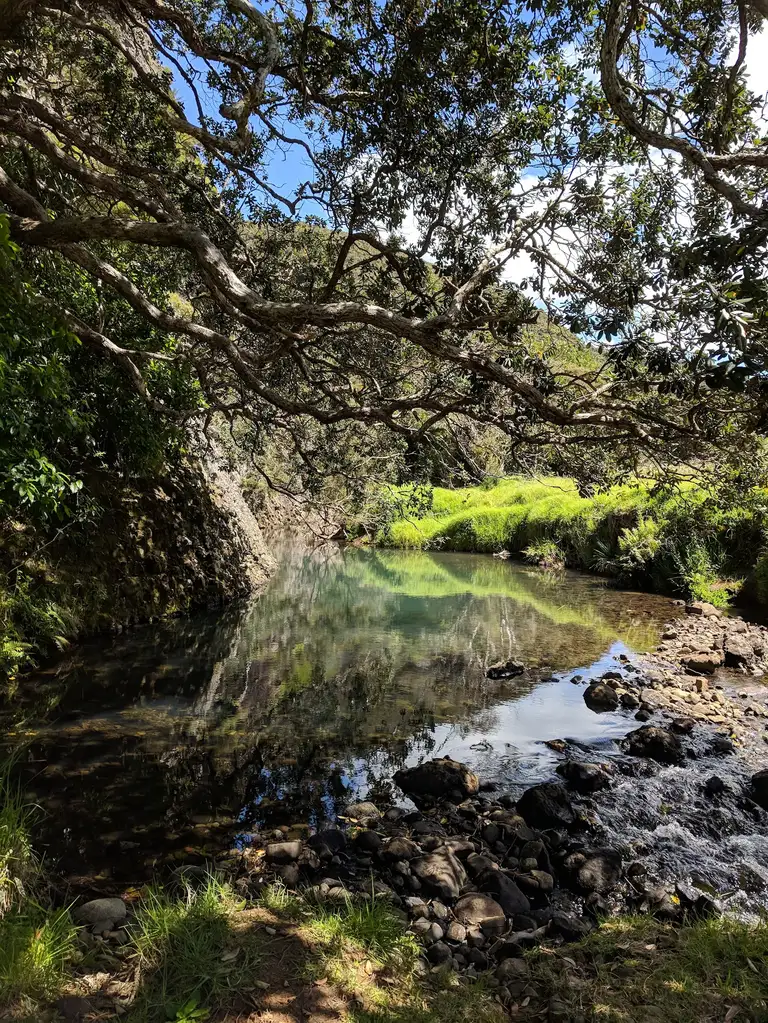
5, 547, 768, 908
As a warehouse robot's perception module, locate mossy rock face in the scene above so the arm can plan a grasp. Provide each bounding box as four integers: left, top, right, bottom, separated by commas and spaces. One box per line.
1, 456, 273, 676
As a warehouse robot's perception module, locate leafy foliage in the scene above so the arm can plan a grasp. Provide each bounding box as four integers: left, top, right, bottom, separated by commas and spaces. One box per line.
2, 0, 768, 485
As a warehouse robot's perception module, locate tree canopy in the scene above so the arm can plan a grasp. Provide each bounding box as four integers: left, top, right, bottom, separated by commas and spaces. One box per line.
2, 0, 768, 486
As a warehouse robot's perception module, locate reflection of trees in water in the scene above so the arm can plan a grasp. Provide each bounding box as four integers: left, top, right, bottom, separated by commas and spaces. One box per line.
13, 546, 670, 879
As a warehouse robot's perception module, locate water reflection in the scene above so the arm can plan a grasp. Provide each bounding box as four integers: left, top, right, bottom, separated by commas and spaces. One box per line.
4, 547, 679, 879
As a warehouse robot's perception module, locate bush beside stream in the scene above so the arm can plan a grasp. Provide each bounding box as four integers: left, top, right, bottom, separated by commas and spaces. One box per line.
376, 477, 768, 606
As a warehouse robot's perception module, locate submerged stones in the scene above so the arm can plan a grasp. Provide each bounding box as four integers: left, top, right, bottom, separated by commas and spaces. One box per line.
394, 757, 479, 803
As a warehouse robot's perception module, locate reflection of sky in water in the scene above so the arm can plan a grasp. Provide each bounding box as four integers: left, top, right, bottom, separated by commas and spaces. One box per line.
10, 548, 682, 877
348, 642, 634, 801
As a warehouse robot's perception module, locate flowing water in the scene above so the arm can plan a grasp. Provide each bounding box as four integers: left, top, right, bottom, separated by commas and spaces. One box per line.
4, 547, 768, 905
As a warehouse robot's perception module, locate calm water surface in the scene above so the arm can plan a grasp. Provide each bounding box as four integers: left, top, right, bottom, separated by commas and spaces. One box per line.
6, 547, 681, 880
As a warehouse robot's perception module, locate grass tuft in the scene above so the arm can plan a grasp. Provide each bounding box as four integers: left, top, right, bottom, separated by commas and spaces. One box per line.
305, 892, 419, 972
0, 755, 38, 917
126, 874, 259, 1023
257, 878, 304, 918
0, 902, 78, 1007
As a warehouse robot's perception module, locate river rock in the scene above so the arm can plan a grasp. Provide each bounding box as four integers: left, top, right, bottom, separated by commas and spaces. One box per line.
403, 896, 429, 919
444, 837, 475, 857
345, 801, 381, 822
496, 958, 530, 983
426, 940, 452, 964
411, 849, 467, 900
683, 650, 724, 674
685, 601, 723, 617
583, 683, 620, 711
384, 837, 421, 861
724, 634, 755, 667
625, 725, 683, 764
517, 782, 576, 829
354, 830, 383, 853
548, 911, 593, 942
410, 917, 433, 941
74, 898, 127, 930
394, 757, 479, 803
487, 658, 525, 680
454, 893, 507, 935
307, 828, 347, 856
556, 761, 612, 794
466, 852, 499, 877
477, 869, 531, 916
703, 775, 727, 797
750, 768, 768, 810
708, 734, 735, 756
564, 848, 622, 893
266, 840, 302, 863
445, 920, 467, 943
670, 716, 696, 734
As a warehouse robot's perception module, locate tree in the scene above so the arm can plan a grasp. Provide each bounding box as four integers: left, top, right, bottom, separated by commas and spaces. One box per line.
1, 0, 768, 484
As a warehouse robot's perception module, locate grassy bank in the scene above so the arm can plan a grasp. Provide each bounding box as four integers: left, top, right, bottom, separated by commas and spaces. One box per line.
1, 753, 767, 1022
376, 477, 768, 606
3, 871, 768, 1021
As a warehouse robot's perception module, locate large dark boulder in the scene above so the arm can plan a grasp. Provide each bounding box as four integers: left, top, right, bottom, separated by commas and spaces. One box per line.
411, 848, 467, 901
750, 769, 768, 810
394, 757, 479, 803
583, 683, 620, 711
477, 869, 531, 916
625, 725, 683, 764
517, 782, 576, 829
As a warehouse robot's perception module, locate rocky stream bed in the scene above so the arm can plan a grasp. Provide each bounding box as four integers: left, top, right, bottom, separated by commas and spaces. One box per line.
63, 600, 768, 1013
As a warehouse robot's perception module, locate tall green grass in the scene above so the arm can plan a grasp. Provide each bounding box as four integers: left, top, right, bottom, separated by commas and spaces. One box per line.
0, 755, 79, 1013
0, 755, 37, 916
126, 874, 261, 1023
0, 903, 78, 1007
377, 477, 768, 604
